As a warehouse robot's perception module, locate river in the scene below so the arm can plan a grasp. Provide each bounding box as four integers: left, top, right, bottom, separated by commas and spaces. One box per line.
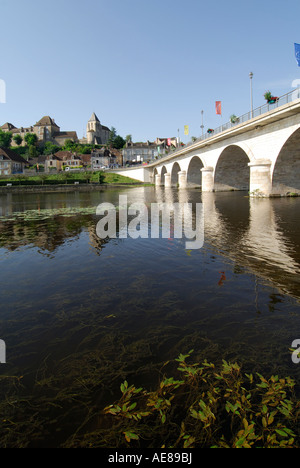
0, 186, 300, 447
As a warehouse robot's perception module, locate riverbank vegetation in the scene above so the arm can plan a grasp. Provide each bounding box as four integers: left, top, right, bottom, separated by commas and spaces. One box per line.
0, 171, 141, 186
64, 351, 299, 448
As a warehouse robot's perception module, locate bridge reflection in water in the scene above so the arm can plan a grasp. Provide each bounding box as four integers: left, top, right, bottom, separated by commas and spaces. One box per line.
154, 187, 300, 301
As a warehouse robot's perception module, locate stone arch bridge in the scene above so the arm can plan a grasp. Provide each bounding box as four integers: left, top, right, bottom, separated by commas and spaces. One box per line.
113, 96, 300, 196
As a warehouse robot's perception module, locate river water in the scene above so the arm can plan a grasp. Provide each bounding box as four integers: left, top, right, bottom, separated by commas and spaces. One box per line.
0, 186, 300, 447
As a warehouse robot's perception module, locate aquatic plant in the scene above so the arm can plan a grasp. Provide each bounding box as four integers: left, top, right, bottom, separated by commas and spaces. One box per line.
68, 351, 299, 448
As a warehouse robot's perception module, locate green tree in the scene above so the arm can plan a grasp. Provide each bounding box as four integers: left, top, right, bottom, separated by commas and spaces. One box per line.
0, 129, 12, 148
43, 142, 60, 155
27, 145, 38, 160
108, 127, 117, 146
112, 135, 126, 149
63, 139, 75, 151
24, 133, 38, 146
13, 134, 23, 146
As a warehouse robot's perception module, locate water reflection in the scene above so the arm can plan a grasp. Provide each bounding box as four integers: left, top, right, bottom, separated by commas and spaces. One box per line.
203, 192, 300, 300
1, 187, 300, 447
0, 188, 300, 300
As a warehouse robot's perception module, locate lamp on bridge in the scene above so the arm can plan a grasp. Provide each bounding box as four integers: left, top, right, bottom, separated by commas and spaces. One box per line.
249, 72, 254, 118
200, 110, 204, 137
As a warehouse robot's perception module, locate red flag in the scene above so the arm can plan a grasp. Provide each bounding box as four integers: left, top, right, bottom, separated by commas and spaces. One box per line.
215, 101, 222, 115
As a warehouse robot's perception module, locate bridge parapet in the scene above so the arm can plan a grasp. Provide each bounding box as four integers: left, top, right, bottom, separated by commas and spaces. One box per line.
113, 92, 300, 197
150, 89, 300, 164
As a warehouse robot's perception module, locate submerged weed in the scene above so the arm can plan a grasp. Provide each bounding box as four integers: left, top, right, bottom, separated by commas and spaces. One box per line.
72, 351, 300, 448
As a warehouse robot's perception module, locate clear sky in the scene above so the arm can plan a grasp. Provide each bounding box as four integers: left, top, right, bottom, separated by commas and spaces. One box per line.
1, 0, 300, 143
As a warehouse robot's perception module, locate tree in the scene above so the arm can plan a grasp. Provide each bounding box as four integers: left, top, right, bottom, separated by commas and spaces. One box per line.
13, 134, 23, 146
126, 134, 132, 142
24, 133, 38, 146
108, 127, 117, 146
43, 142, 60, 155
112, 135, 126, 149
0, 129, 12, 148
63, 139, 75, 151
28, 144, 38, 159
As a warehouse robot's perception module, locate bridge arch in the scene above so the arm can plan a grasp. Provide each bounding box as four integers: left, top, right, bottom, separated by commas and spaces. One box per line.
161, 166, 167, 184
272, 127, 300, 194
171, 162, 181, 186
187, 156, 204, 187
214, 144, 250, 191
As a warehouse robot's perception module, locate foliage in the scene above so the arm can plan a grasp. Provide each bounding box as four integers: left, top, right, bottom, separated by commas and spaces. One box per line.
0, 128, 12, 148
24, 133, 38, 146
112, 135, 126, 149
264, 91, 278, 103
42, 141, 61, 155
230, 114, 239, 124
107, 127, 126, 149
264, 91, 273, 101
0, 170, 141, 186
70, 352, 300, 448
13, 134, 23, 146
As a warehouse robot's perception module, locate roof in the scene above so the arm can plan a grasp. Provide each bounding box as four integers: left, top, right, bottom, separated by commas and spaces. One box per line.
0, 122, 17, 131
0, 147, 27, 164
53, 131, 78, 140
54, 151, 73, 159
34, 116, 59, 127
53, 150, 82, 161
125, 141, 156, 148
88, 112, 100, 123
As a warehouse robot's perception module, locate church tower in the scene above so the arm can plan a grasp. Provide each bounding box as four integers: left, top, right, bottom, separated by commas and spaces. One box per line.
87, 112, 101, 144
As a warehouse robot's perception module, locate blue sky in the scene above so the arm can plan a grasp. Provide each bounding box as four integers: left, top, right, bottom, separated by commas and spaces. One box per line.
1, 0, 300, 143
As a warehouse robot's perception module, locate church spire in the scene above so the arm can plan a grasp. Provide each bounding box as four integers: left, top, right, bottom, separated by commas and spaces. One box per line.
89, 112, 100, 123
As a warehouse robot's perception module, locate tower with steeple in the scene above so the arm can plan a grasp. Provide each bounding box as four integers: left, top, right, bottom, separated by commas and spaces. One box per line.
86, 112, 110, 145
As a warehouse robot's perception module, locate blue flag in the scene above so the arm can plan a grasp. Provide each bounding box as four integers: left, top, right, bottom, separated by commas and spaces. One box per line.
295, 43, 300, 66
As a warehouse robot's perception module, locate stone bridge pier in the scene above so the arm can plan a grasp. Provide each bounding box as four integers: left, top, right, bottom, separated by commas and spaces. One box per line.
248, 159, 272, 196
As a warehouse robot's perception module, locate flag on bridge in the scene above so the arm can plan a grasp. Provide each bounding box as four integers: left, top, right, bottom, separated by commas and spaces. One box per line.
215, 101, 222, 115
295, 43, 300, 66
184, 125, 189, 135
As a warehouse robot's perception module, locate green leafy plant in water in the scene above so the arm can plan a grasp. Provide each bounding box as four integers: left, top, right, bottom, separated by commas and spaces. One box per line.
68, 352, 300, 448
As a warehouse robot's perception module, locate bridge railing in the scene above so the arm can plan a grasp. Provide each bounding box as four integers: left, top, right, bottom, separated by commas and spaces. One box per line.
155, 88, 300, 160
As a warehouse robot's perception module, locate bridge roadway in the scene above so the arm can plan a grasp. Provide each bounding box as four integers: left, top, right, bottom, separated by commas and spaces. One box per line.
113, 95, 300, 197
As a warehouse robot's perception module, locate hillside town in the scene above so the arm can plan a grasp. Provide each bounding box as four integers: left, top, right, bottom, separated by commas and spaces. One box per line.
0, 112, 179, 176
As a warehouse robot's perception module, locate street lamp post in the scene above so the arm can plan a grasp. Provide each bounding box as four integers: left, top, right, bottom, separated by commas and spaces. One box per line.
200, 110, 204, 137
249, 72, 253, 118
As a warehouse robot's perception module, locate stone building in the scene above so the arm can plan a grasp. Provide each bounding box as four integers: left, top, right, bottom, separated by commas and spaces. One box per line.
45, 150, 83, 172
122, 140, 159, 165
91, 148, 117, 169
0, 116, 78, 147
85, 112, 110, 145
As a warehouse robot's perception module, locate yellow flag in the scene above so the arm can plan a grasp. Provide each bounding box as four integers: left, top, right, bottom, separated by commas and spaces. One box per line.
184, 125, 189, 135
